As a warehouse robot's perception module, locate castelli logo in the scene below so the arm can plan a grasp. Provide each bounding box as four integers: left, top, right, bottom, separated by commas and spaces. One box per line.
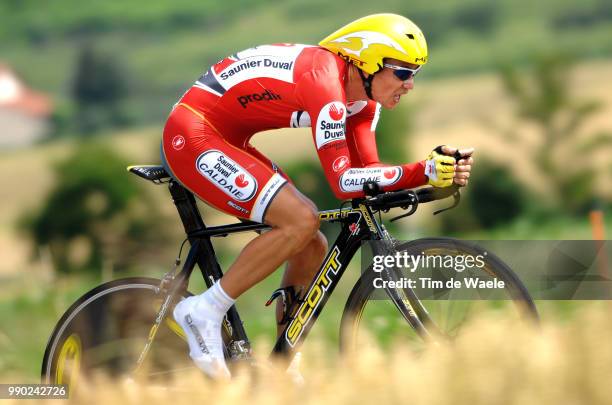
172, 135, 186, 150
329, 104, 344, 121
235, 173, 249, 188
384, 169, 396, 179
332, 156, 349, 172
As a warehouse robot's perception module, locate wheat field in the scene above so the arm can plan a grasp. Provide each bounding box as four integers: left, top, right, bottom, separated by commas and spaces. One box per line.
4, 302, 611, 405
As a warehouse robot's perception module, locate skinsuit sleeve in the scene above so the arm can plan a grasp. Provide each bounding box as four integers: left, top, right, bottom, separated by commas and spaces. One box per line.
295, 70, 427, 200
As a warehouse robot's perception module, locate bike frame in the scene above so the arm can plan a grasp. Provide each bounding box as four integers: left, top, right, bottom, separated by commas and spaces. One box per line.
165, 179, 390, 358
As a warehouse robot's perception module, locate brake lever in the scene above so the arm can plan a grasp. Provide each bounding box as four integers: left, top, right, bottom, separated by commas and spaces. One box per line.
433, 189, 461, 215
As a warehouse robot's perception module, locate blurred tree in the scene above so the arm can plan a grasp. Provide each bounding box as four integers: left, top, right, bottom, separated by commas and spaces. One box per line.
451, 2, 497, 35
21, 143, 169, 274
440, 158, 528, 233
72, 43, 129, 134
284, 160, 338, 211
498, 51, 611, 214
375, 103, 414, 163
552, 0, 612, 30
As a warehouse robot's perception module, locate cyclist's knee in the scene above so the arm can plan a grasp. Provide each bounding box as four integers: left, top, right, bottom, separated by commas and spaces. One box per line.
284, 205, 319, 249
265, 185, 320, 251
301, 207, 320, 235
312, 231, 328, 257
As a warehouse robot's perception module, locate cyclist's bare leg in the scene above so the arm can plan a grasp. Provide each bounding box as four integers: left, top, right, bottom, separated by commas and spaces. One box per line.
219, 183, 321, 298
275, 231, 327, 336
175, 184, 319, 378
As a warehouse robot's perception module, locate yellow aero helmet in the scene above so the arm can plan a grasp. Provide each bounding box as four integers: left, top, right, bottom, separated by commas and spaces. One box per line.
319, 13, 428, 75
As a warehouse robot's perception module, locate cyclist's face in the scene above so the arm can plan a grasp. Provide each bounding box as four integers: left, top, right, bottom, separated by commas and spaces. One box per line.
372, 58, 417, 109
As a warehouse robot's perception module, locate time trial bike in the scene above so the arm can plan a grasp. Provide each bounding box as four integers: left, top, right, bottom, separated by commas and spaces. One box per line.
41, 164, 538, 389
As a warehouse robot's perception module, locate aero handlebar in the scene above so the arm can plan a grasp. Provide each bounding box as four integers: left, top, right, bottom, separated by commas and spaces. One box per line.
363, 183, 461, 217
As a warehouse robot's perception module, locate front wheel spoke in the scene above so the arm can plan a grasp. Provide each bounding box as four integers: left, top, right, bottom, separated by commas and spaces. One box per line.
341, 239, 538, 352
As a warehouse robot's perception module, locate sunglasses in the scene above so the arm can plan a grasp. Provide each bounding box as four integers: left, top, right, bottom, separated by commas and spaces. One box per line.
383, 63, 421, 81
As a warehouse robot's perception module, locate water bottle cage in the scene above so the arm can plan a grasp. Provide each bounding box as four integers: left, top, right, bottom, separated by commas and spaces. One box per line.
265, 285, 304, 325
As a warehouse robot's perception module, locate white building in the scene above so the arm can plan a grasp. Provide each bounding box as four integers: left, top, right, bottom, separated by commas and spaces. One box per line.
0, 64, 52, 149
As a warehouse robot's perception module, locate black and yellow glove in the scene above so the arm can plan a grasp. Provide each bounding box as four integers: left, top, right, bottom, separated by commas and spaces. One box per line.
424, 146, 456, 187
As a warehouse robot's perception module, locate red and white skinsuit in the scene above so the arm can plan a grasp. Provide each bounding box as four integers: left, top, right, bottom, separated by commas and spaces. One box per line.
162, 44, 427, 222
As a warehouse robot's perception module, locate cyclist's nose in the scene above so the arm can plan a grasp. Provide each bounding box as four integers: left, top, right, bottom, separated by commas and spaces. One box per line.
402, 78, 414, 90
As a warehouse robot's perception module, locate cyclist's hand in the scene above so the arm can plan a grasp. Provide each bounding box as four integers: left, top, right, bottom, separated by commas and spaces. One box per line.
425, 146, 456, 187
446, 146, 474, 187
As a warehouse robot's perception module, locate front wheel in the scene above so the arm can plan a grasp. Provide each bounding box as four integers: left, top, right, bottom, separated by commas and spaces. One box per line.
340, 238, 538, 351
41, 277, 196, 391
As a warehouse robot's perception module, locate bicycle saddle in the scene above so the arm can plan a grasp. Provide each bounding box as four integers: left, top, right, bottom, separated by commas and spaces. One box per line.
127, 165, 172, 184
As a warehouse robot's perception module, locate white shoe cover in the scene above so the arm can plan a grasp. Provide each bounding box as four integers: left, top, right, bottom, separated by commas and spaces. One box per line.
173, 296, 230, 379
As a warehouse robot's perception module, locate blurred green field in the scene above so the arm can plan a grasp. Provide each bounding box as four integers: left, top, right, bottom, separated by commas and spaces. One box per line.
3, 0, 612, 124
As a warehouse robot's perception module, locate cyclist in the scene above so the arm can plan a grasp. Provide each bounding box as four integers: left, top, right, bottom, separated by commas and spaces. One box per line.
164, 13, 474, 379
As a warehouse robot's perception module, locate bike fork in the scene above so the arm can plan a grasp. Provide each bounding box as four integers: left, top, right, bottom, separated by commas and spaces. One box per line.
375, 234, 436, 342
131, 240, 201, 375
